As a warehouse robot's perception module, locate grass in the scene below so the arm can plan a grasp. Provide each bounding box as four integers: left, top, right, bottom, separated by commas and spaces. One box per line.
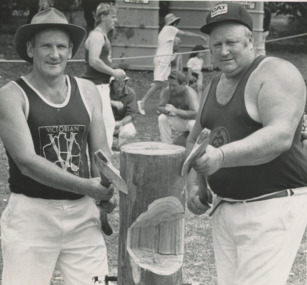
0, 32, 306, 284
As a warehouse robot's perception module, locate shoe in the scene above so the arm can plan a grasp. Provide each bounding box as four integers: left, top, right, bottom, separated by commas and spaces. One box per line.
137, 100, 146, 115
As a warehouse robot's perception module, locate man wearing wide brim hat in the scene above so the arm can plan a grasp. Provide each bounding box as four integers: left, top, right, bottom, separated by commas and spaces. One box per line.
187, 2, 307, 285
137, 12, 208, 115
14, 7, 86, 63
0, 7, 115, 285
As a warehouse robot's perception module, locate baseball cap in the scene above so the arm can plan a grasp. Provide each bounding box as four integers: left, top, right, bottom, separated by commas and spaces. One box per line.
200, 2, 253, 34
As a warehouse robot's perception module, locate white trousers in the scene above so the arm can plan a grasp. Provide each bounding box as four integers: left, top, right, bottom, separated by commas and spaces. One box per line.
212, 188, 307, 285
1, 193, 108, 285
96, 84, 116, 151
158, 113, 195, 144
117, 122, 136, 146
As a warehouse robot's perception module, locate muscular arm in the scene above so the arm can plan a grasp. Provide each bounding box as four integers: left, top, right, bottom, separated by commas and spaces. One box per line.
0, 81, 112, 201
86, 31, 115, 76
221, 59, 306, 167
186, 85, 211, 214
86, 31, 125, 80
194, 58, 307, 176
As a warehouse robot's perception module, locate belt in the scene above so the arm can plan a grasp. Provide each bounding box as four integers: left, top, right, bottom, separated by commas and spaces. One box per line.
209, 189, 294, 217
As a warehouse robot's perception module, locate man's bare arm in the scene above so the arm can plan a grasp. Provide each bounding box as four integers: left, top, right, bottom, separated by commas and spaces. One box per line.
87, 31, 125, 80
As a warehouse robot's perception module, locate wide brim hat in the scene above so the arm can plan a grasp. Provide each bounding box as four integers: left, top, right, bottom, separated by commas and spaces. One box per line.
200, 2, 253, 34
14, 8, 86, 63
165, 13, 181, 26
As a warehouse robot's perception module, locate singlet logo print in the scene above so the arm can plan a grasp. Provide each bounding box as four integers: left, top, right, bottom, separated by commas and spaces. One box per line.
39, 125, 85, 176
211, 4, 228, 18
210, 127, 230, 147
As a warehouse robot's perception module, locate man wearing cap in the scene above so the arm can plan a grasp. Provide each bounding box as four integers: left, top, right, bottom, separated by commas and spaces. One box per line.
0, 8, 115, 285
158, 70, 199, 144
186, 2, 307, 285
110, 76, 137, 149
83, 3, 126, 151
137, 13, 207, 115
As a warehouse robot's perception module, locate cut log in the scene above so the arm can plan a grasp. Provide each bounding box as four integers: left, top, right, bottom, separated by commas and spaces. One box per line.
118, 142, 186, 285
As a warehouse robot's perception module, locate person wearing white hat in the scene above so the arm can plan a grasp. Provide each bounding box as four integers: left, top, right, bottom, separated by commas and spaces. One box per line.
0, 8, 115, 285
83, 2, 126, 152
187, 2, 307, 285
137, 12, 207, 115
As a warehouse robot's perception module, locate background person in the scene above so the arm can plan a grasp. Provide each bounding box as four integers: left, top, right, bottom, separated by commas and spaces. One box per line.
83, 2, 126, 151
137, 12, 207, 115
110, 76, 137, 149
186, 3, 307, 285
170, 36, 183, 73
0, 8, 115, 285
187, 45, 206, 101
158, 70, 199, 144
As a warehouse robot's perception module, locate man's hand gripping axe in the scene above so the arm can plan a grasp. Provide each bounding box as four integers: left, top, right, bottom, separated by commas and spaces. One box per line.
95, 149, 128, 235
181, 128, 212, 205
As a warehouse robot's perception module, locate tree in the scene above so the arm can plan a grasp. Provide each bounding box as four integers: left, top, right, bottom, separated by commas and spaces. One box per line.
265, 2, 307, 28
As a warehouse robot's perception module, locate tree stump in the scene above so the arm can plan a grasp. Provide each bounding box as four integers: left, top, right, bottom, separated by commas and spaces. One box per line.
118, 142, 186, 285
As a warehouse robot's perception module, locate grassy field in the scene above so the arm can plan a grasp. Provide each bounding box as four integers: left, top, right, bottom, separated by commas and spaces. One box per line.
0, 32, 307, 284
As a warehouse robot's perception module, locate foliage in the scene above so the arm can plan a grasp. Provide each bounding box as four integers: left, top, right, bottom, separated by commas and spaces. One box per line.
265, 2, 307, 26
2, 0, 79, 13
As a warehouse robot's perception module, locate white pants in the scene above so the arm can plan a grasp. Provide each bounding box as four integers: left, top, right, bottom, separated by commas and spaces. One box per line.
1, 193, 108, 285
158, 113, 195, 144
212, 188, 307, 285
117, 122, 136, 146
96, 84, 116, 151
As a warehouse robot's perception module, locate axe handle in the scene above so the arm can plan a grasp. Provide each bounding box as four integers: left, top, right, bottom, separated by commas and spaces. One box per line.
98, 179, 114, 236
197, 175, 212, 206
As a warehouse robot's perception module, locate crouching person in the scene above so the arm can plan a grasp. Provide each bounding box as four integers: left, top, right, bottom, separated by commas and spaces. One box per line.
158, 70, 199, 144
110, 76, 137, 149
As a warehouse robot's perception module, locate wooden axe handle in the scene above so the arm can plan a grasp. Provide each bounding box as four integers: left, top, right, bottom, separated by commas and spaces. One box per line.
94, 150, 118, 236
182, 128, 211, 176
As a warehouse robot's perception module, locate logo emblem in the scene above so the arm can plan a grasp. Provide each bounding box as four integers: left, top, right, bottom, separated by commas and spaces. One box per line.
210, 127, 230, 147
211, 4, 228, 18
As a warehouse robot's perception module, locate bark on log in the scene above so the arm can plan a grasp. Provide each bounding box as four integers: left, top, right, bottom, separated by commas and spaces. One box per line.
118, 142, 186, 285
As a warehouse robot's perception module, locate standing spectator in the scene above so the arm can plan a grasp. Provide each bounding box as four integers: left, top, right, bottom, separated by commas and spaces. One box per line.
187, 3, 307, 285
187, 45, 206, 101
170, 37, 183, 73
83, 2, 126, 151
110, 76, 137, 149
137, 13, 207, 115
0, 8, 114, 284
158, 70, 199, 144
82, 0, 115, 32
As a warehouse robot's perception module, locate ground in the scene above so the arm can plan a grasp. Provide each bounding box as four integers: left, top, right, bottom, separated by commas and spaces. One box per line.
0, 26, 307, 285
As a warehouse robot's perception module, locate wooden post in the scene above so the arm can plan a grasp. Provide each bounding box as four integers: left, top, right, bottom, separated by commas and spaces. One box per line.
118, 142, 186, 285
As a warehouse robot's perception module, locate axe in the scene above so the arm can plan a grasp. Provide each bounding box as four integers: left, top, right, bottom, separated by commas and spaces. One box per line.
181, 128, 212, 205
95, 149, 128, 235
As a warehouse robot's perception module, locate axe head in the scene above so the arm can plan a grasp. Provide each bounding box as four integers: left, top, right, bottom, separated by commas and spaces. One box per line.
95, 149, 128, 194
181, 128, 211, 176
